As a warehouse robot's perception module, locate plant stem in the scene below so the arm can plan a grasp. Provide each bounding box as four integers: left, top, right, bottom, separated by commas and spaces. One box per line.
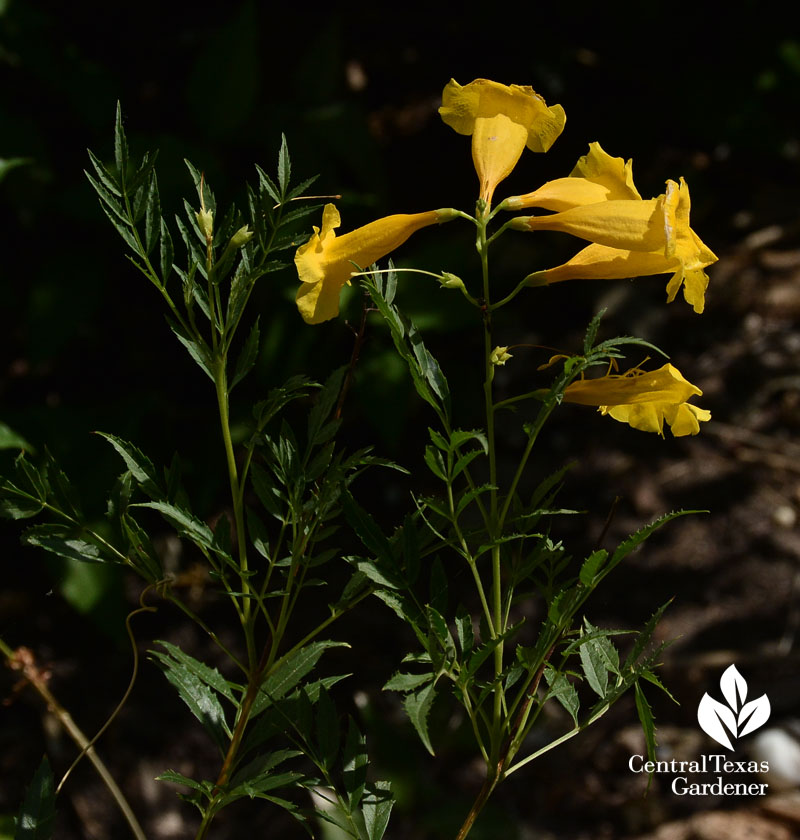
1, 640, 147, 840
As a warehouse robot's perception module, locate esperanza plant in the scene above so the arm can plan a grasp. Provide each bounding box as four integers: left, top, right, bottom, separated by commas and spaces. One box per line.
295, 77, 716, 838
2, 108, 396, 840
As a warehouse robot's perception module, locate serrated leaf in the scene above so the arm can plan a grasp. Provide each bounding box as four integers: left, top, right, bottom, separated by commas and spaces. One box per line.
86, 148, 121, 195
23, 523, 105, 564
277, 134, 291, 196
167, 320, 215, 381
114, 101, 128, 179
635, 680, 658, 765
151, 653, 231, 753
341, 491, 394, 565
256, 163, 281, 205
152, 641, 238, 703
144, 173, 161, 255
579, 550, 607, 586
95, 432, 162, 498
544, 666, 580, 724
231, 317, 260, 390
383, 672, 434, 692
362, 781, 394, 840
133, 500, 216, 550
423, 446, 446, 481
315, 687, 340, 771
342, 718, 368, 809
252, 641, 348, 717
579, 636, 609, 698
403, 681, 437, 755
15, 756, 55, 840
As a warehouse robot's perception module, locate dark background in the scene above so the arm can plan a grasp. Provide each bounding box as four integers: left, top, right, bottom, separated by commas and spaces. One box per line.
2, 1, 800, 838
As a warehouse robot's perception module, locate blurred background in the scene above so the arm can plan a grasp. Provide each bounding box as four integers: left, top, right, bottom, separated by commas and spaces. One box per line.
2, 1, 800, 837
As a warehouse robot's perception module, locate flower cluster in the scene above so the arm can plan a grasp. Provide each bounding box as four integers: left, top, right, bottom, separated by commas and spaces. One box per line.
293, 78, 716, 436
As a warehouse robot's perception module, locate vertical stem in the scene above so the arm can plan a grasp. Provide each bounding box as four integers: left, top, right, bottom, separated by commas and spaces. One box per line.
214, 359, 254, 667
477, 207, 505, 754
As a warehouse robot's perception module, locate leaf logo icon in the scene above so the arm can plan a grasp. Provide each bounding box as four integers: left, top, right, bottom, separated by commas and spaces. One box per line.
697, 665, 771, 750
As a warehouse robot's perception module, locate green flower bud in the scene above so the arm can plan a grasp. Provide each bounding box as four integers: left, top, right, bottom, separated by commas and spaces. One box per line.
230, 224, 253, 248
196, 207, 214, 238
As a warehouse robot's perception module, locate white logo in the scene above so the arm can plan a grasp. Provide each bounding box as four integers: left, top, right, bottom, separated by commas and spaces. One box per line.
697, 665, 771, 750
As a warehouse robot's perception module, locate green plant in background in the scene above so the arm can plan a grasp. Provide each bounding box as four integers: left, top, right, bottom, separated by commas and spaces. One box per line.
2, 107, 394, 840
2, 77, 717, 840
294, 78, 716, 838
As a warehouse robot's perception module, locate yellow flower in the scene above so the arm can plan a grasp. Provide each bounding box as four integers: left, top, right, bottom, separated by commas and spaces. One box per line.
563, 363, 710, 436
504, 143, 641, 212
295, 204, 450, 324
519, 178, 717, 312
439, 78, 566, 206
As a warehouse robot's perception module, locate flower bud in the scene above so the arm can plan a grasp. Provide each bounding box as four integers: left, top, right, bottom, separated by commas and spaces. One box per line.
230, 224, 253, 248
440, 272, 465, 290
490, 346, 513, 366
196, 207, 214, 238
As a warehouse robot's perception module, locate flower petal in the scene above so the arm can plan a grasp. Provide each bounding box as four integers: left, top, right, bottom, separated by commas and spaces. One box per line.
295, 205, 446, 324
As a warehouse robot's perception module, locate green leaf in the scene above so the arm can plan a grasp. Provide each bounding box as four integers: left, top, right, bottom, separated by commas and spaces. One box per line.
95, 432, 162, 499
277, 134, 291, 197
315, 687, 340, 771
133, 500, 217, 551
579, 550, 608, 586
0, 422, 33, 452
634, 681, 658, 766
583, 308, 606, 354
252, 641, 349, 717
307, 367, 345, 446
342, 718, 368, 809
156, 770, 214, 798
15, 756, 55, 840
578, 636, 608, 699
383, 672, 434, 692
114, 101, 129, 180
423, 446, 446, 481
231, 317, 260, 390
341, 492, 394, 566
152, 641, 238, 703
403, 681, 437, 755
455, 607, 474, 656
255, 163, 281, 206
23, 523, 105, 564
543, 666, 580, 724
362, 781, 394, 840
144, 173, 161, 256
150, 649, 231, 753
606, 510, 695, 578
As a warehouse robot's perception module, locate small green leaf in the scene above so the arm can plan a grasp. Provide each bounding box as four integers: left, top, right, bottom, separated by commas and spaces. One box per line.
578, 634, 609, 698
362, 781, 394, 840
114, 101, 129, 179
544, 666, 580, 724
231, 317, 260, 390
253, 641, 348, 717
150, 650, 230, 753
342, 718, 368, 809
383, 672, 433, 692
0, 422, 33, 452
635, 680, 658, 766
133, 501, 217, 551
403, 681, 437, 755
579, 550, 607, 586
15, 756, 55, 840
315, 687, 340, 771
153, 641, 238, 703
23, 523, 105, 564
277, 134, 291, 197
95, 432, 162, 499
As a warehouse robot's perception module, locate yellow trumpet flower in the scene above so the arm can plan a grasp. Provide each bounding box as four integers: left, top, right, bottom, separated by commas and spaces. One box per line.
295, 204, 453, 324
520, 178, 717, 312
563, 363, 710, 436
504, 142, 641, 212
439, 78, 566, 206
